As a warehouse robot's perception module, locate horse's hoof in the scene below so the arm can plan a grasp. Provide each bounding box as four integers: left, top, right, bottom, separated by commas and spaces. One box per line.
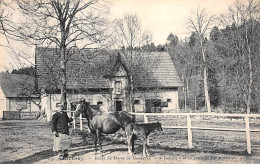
96, 150, 102, 154
129, 152, 134, 158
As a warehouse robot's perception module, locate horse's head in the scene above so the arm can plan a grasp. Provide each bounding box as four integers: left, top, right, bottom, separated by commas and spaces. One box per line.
155, 121, 163, 132
74, 98, 90, 118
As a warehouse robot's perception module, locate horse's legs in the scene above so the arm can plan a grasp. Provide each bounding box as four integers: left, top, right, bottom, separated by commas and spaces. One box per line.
143, 136, 147, 157
131, 135, 135, 152
146, 137, 150, 157
127, 135, 134, 157
125, 128, 133, 157
146, 147, 150, 157
93, 132, 97, 152
96, 130, 102, 152
125, 124, 134, 157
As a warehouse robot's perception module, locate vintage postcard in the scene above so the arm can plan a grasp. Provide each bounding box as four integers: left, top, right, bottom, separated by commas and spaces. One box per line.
0, 0, 259, 164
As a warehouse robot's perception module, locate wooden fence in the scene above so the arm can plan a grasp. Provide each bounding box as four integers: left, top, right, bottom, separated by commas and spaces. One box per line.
3, 111, 38, 120
72, 111, 260, 155
130, 112, 260, 155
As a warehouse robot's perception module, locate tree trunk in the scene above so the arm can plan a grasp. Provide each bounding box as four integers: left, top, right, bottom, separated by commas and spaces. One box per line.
194, 95, 197, 110
60, 25, 67, 110
247, 48, 253, 114
187, 81, 189, 98
201, 45, 211, 113
184, 86, 187, 110
235, 100, 238, 111
245, 23, 253, 115
60, 46, 67, 110
129, 73, 134, 112
129, 48, 135, 113
203, 66, 211, 112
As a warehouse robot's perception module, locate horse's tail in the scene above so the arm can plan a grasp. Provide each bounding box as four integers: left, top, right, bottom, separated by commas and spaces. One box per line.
132, 115, 136, 123
132, 134, 137, 140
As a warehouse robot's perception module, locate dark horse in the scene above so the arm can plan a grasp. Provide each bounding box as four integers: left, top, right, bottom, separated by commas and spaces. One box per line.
74, 100, 135, 152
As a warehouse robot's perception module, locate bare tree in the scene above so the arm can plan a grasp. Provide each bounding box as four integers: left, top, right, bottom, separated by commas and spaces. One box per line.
0, 0, 11, 45
6, 0, 109, 109
113, 14, 152, 112
220, 0, 260, 114
0, 1, 6, 38
187, 7, 216, 112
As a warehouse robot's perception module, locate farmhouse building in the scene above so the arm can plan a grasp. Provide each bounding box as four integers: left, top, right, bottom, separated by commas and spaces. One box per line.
0, 73, 40, 119
35, 48, 183, 121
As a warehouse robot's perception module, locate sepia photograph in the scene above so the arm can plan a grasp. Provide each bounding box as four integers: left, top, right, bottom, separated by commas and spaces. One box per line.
0, 0, 259, 164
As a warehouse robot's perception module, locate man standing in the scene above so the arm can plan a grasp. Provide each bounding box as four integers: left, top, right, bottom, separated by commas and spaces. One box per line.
51, 104, 74, 160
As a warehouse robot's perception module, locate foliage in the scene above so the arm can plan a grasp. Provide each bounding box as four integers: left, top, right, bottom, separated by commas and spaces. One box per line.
169, 0, 260, 113
167, 33, 179, 46
11, 66, 36, 76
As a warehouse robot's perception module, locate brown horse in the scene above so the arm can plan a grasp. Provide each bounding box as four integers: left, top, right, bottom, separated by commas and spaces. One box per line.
125, 122, 163, 157
74, 100, 135, 152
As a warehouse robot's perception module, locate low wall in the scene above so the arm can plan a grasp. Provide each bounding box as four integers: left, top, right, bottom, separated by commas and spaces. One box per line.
3, 111, 38, 120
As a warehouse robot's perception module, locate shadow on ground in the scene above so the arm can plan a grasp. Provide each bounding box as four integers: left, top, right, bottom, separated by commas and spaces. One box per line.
1, 141, 124, 164
3, 149, 55, 164
148, 145, 249, 156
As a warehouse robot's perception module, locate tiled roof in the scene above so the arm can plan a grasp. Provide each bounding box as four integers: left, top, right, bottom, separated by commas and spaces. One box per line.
0, 73, 36, 97
35, 47, 182, 90
124, 51, 183, 88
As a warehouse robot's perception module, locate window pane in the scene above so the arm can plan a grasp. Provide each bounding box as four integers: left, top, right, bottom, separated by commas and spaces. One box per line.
115, 81, 121, 94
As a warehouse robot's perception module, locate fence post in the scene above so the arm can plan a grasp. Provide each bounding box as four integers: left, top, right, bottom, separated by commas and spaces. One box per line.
187, 115, 193, 149
144, 115, 148, 123
80, 113, 83, 131
73, 112, 76, 129
245, 116, 251, 154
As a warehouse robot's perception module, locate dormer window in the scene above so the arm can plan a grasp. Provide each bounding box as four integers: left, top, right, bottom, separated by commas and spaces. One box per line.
97, 101, 103, 105
115, 81, 122, 94
134, 100, 140, 104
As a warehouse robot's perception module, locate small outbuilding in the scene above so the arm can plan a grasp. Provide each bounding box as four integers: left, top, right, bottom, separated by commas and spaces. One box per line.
0, 73, 40, 120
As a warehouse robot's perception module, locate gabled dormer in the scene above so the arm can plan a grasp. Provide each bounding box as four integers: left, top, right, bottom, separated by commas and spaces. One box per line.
115, 66, 127, 77
104, 53, 129, 111
104, 53, 129, 79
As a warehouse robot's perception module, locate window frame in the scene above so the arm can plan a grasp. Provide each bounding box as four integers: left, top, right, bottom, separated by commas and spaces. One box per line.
115, 81, 122, 95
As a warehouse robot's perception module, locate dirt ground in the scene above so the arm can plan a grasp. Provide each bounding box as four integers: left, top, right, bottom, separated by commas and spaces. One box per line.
0, 120, 260, 164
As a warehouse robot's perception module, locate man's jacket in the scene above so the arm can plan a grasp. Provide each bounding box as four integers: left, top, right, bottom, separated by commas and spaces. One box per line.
51, 112, 73, 135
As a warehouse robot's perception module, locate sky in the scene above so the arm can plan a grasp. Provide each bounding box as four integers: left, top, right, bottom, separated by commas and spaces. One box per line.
110, 0, 235, 44
0, 0, 236, 72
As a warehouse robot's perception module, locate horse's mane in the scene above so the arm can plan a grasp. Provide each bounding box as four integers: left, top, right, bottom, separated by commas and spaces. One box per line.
84, 102, 103, 115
